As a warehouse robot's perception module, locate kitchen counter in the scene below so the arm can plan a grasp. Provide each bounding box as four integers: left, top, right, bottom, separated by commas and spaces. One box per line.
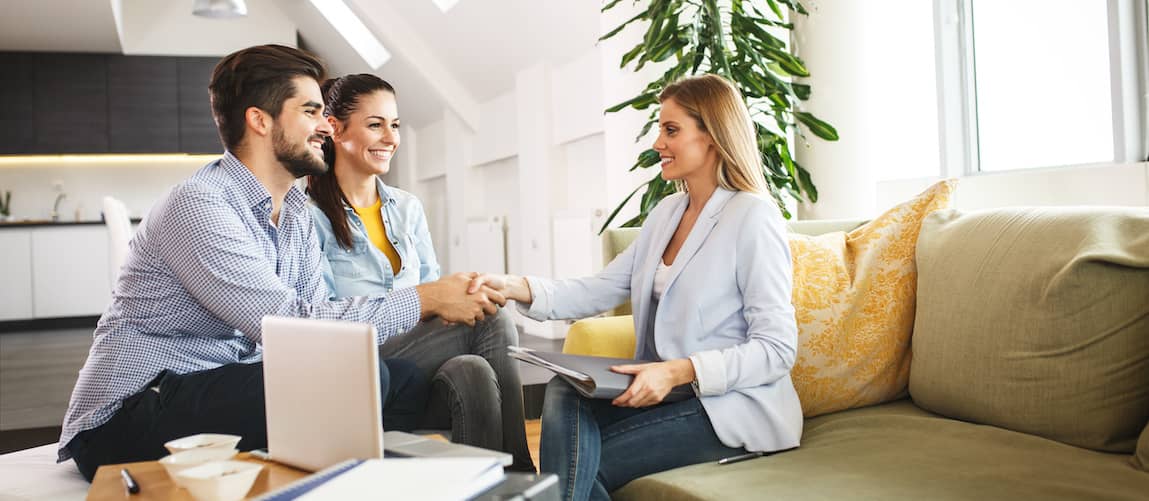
0, 219, 141, 228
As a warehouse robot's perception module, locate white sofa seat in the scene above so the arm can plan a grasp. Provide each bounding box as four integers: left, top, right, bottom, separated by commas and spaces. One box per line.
0, 443, 87, 500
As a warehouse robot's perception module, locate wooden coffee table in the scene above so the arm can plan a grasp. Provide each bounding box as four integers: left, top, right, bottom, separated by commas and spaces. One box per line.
88, 452, 558, 500
89, 452, 308, 500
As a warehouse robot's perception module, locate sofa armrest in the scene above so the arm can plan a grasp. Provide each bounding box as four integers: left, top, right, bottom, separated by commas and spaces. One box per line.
561, 315, 636, 358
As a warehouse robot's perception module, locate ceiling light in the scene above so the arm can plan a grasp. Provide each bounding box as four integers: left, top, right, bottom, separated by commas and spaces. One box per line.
193, 0, 248, 18
309, 0, 391, 69
432, 0, 460, 13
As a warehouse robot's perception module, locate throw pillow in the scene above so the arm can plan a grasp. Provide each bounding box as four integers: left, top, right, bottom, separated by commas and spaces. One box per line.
909, 207, 1149, 453
788, 179, 957, 417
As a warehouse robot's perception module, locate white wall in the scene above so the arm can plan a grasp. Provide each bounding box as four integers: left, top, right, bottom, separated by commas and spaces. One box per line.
0, 156, 209, 221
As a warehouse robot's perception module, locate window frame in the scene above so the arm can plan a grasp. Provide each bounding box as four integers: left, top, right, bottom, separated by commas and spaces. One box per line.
933, 0, 1149, 177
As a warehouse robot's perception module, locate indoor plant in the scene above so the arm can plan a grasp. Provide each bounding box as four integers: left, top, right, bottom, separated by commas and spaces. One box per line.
0, 190, 11, 222
599, 0, 838, 231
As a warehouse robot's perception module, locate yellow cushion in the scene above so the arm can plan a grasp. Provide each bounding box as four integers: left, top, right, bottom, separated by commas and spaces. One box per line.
788, 179, 957, 417
561, 315, 636, 358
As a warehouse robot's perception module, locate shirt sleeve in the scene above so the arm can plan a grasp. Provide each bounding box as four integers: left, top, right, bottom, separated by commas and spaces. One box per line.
410, 197, 441, 282
155, 186, 421, 345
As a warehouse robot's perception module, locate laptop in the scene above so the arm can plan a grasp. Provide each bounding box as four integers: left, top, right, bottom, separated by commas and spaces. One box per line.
260, 316, 512, 472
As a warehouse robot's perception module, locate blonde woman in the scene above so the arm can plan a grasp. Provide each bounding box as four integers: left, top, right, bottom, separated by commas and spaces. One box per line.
471, 74, 801, 500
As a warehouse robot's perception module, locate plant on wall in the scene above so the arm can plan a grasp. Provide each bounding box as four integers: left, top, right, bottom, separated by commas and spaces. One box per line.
599, 0, 838, 231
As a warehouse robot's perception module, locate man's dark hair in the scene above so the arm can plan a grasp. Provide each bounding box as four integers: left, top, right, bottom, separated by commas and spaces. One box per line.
209, 44, 327, 152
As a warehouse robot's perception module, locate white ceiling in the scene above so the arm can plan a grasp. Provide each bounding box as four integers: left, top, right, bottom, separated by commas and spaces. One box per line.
0, 0, 601, 129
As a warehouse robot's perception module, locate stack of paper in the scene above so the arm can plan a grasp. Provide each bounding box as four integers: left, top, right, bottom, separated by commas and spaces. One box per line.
259, 457, 504, 501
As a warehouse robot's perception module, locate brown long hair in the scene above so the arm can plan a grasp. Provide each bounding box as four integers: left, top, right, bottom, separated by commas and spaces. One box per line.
658, 74, 767, 194
307, 74, 396, 250
209, 44, 326, 153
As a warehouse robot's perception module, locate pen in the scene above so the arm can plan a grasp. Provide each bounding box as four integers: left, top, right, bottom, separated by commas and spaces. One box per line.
717, 451, 765, 465
121, 468, 140, 494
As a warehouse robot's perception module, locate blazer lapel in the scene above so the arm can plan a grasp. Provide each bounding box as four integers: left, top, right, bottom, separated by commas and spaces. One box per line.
632, 195, 687, 349
661, 188, 737, 295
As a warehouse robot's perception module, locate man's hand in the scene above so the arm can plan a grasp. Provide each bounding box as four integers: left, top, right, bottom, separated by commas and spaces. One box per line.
610, 359, 695, 408
467, 274, 532, 303
415, 273, 507, 326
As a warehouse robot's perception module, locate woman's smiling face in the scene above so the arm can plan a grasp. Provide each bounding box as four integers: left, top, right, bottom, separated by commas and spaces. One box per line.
331, 90, 401, 176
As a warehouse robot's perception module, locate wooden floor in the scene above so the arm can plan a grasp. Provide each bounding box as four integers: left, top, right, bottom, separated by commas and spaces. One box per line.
526, 418, 541, 469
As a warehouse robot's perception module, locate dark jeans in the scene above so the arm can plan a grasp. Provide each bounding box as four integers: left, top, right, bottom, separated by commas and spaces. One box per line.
67, 359, 426, 482
378, 309, 535, 472
540, 377, 746, 501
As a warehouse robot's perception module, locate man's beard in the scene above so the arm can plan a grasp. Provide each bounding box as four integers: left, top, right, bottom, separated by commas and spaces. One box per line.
273, 125, 327, 178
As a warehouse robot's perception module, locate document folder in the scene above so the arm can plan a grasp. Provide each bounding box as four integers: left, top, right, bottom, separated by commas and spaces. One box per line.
508, 346, 694, 401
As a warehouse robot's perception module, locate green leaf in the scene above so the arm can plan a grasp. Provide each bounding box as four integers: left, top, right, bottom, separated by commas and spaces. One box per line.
600, 11, 647, 42
792, 83, 811, 100
598, 181, 644, 234
630, 148, 662, 171
601, 0, 623, 13
636, 118, 659, 143
605, 93, 657, 113
794, 111, 839, 141
796, 163, 818, 202
764, 0, 784, 20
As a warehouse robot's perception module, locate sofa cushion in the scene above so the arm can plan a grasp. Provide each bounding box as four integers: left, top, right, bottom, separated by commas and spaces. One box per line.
613, 400, 1149, 501
909, 207, 1149, 453
787, 179, 956, 417
1136, 423, 1149, 471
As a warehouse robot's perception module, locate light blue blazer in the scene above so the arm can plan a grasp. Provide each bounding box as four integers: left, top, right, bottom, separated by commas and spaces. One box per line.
521, 187, 803, 453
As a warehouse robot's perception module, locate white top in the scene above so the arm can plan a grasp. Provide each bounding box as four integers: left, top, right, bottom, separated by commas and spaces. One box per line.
652, 260, 672, 302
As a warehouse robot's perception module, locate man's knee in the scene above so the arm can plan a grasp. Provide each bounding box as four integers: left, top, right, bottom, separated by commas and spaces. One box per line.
480, 308, 518, 346
434, 355, 498, 391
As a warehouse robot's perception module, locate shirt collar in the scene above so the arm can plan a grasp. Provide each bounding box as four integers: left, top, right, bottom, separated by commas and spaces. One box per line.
342, 176, 397, 212
220, 151, 307, 215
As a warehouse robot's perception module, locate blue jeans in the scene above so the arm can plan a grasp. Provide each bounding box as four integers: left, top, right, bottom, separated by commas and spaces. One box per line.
540, 377, 745, 501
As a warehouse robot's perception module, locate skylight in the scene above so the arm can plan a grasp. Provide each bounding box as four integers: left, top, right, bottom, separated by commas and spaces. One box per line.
308, 0, 391, 69
432, 0, 459, 13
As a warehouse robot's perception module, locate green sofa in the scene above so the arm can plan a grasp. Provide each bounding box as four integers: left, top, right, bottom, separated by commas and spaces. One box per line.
562, 208, 1149, 500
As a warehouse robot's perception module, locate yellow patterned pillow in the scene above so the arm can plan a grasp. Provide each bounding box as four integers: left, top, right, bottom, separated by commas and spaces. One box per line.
788, 179, 957, 417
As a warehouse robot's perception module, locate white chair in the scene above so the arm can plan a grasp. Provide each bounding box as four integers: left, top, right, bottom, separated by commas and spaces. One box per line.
101, 196, 132, 287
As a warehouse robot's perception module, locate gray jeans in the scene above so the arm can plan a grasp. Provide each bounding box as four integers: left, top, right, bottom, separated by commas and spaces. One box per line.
377, 308, 533, 470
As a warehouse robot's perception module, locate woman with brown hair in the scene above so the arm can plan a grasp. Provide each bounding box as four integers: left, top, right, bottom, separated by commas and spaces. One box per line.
308, 74, 535, 472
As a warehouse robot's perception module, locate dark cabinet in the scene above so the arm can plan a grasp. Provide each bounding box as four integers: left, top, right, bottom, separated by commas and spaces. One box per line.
108, 56, 179, 152
0, 51, 222, 155
0, 53, 35, 153
178, 58, 222, 154
33, 53, 109, 153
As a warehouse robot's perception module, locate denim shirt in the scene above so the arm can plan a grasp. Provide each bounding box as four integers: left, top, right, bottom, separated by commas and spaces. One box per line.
309, 178, 441, 298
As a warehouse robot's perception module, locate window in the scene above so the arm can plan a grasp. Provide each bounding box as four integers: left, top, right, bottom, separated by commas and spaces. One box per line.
935, 0, 1149, 175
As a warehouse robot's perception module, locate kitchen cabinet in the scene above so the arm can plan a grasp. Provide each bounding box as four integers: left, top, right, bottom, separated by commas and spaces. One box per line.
0, 51, 220, 155
178, 57, 223, 154
0, 230, 34, 321
0, 53, 35, 154
108, 55, 180, 153
32, 53, 109, 153
30, 226, 110, 318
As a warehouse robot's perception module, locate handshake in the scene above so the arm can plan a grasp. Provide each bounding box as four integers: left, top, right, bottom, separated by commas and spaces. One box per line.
413, 273, 532, 326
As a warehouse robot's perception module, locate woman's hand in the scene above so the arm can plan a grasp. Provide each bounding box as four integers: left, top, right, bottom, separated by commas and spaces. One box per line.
610, 359, 695, 408
467, 273, 533, 303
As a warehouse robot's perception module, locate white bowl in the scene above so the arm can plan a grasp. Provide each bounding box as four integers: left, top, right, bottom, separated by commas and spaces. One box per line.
175, 460, 264, 501
159, 448, 239, 486
164, 433, 243, 454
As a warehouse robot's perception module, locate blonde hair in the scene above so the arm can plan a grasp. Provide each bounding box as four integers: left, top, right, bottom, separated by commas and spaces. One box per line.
659, 74, 767, 194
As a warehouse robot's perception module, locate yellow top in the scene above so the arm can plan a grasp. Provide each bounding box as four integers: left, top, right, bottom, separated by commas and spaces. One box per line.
352, 199, 402, 274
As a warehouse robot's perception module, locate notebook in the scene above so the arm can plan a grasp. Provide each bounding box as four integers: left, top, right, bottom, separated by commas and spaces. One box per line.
255, 457, 505, 501
507, 346, 694, 401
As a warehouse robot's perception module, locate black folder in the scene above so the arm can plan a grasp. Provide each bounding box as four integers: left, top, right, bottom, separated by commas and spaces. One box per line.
508, 347, 694, 401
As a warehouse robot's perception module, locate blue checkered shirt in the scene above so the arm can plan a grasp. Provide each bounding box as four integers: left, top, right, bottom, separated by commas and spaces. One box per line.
58, 152, 421, 461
